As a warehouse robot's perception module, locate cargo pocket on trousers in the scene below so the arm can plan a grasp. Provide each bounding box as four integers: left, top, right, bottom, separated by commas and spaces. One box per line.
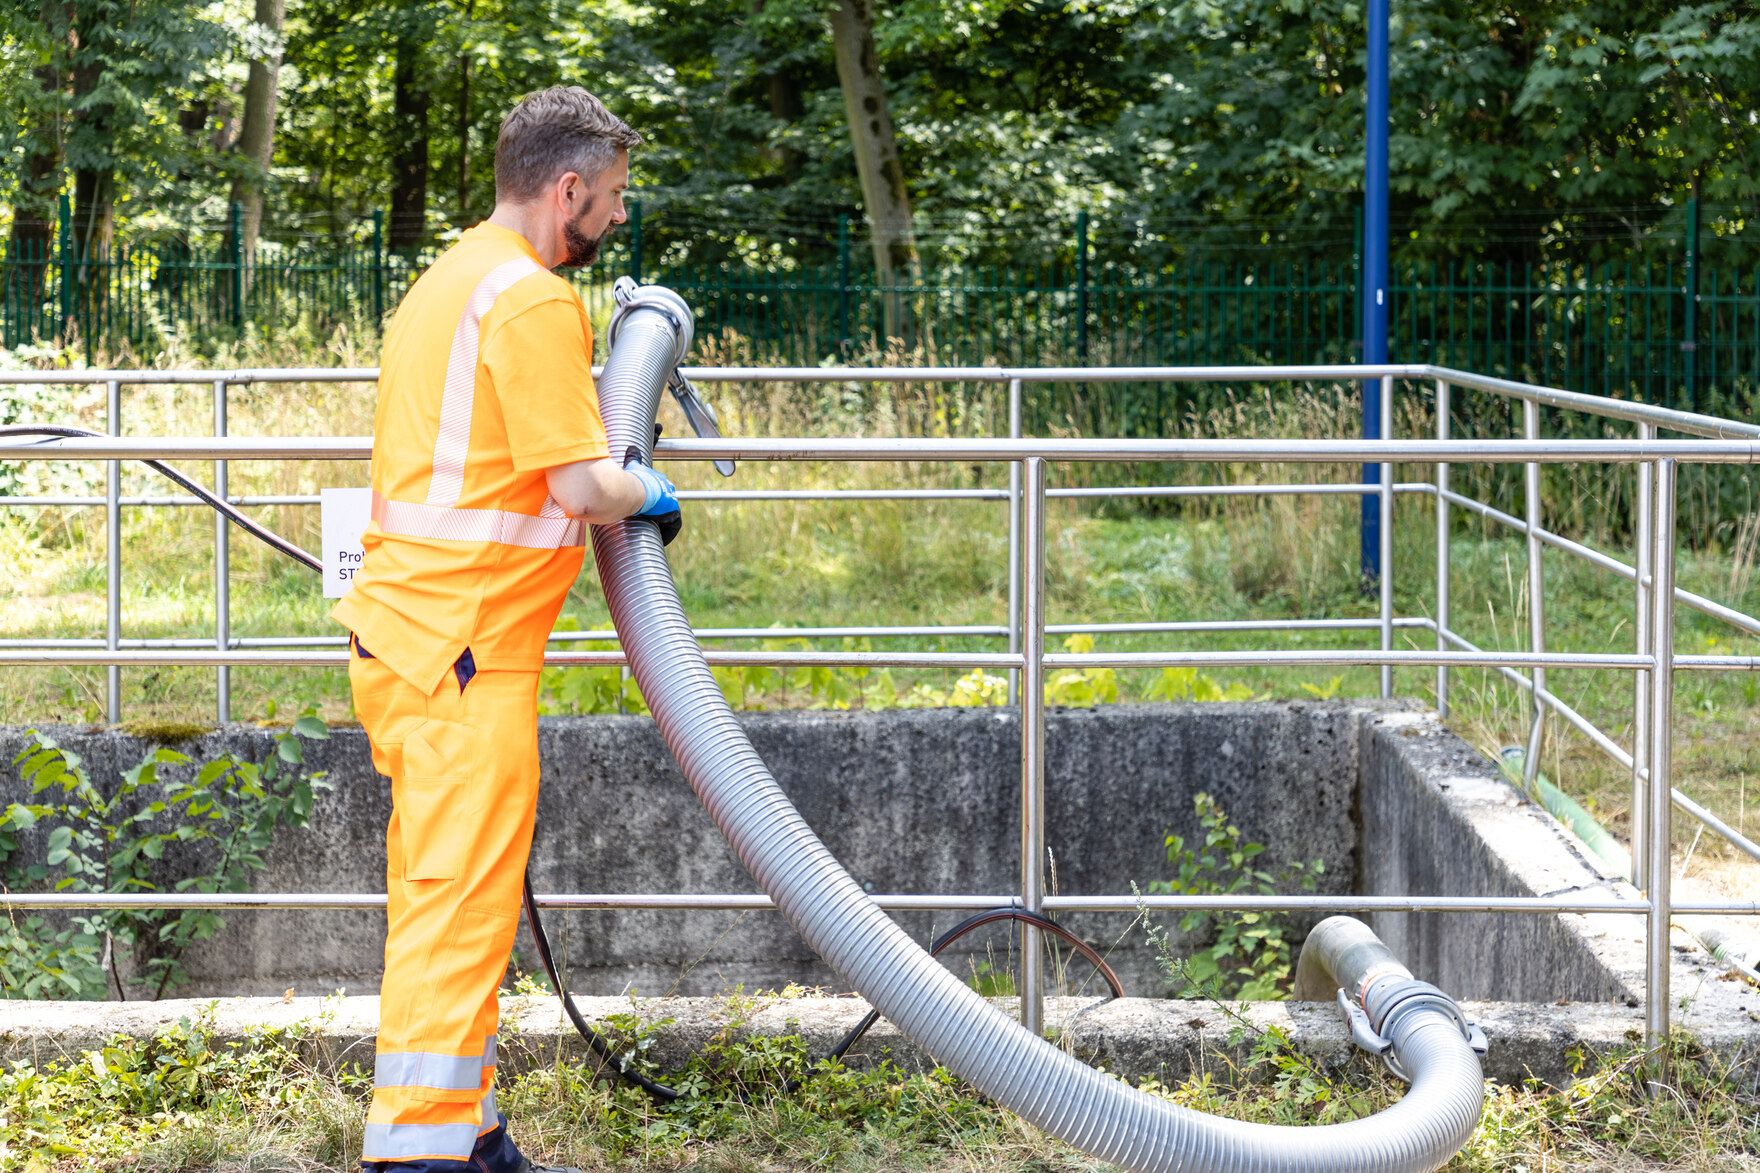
398, 720, 474, 882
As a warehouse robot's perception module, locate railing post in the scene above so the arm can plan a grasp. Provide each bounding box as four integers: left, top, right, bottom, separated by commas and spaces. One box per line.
214, 378, 231, 723
106, 378, 121, 724
1631, 423, 1654, 890
1019, 455, 1046, 1035
1379, 374, 1393, 699
1522, 397, 1545, 787
371, 210, 385, 328
1645, 457, 1676, 1047
1434, 376, 1449, 718
1007, 378, 1023, 706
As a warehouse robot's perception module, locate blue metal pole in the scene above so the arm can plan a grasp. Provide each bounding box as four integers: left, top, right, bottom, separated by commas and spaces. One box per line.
1360, 0, 1389, 589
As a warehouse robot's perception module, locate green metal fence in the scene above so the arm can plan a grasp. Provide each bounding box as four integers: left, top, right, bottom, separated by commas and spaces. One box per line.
5, 201, 1757, 433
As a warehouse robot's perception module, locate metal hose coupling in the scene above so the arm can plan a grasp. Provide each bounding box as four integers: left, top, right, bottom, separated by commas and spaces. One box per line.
594, 291, 1489, 1173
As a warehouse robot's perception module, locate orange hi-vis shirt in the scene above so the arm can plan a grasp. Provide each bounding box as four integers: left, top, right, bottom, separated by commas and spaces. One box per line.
331, 223, 609, 694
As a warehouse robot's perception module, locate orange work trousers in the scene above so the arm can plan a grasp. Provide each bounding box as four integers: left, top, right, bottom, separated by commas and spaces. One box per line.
349, 646, 540, 1164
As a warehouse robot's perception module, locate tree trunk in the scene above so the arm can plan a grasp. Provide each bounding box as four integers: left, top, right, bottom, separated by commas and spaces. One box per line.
69, 45, 114, 261
227, 0, 284, 281
765, 71, 806, 178
456, 0, 475, 224
7, 27, 65, 315
388, 29, 431, 250
828, 0, 916, 343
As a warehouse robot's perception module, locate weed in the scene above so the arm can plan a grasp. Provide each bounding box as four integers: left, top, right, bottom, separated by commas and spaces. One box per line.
1144, 794, 1324, 1000
0, 710, 333, 999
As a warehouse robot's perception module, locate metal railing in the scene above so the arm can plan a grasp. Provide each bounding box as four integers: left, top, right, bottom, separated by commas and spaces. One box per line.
3, 361, 1760, 1043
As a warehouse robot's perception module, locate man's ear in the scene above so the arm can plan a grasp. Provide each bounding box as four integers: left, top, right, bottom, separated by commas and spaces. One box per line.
558, 172, 582, 211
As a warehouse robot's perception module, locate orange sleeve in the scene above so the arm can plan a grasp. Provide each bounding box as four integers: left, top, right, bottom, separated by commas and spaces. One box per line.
482, 295, 610, 472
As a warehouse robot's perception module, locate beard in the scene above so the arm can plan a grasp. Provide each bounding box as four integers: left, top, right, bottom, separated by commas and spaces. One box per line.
558, 213, 612, 269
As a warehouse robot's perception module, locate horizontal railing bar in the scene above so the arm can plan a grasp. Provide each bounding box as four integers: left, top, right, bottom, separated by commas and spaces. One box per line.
1441, 488, 1760, 639
12, 891, 1738, 915
0, 368, 381, 385
1673, 655, 1760, 670
674, 364, 1434, 384
0, 649, 1025, 669
1043, 650, 1652, 670
1051, 482, 1436, 499
1427, 366, 1760, 440
1439, 627, 1760, 864
0, 648, 1650, 670
0, 483, 1439, 508
0, 494, 322, 507
6, 363, 1753, 442
1438, 626, 1637, 765
6, 436, 1760, 464
0, 618, 1435, 652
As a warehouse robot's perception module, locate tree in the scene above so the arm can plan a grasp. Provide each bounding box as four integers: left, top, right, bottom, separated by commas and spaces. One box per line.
828, 0, 915, 337
228, 0, 285, 272
387, 8, 435, 249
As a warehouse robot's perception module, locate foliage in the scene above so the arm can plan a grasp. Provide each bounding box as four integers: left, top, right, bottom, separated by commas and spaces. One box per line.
1145, 793, 1324, 1001
3, 0, 1757, 275
0, 709, 333, 1000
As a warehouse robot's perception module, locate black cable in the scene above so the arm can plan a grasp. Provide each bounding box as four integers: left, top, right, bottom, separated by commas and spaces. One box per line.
815, 906, 1125, 1076
0, 424, 323, 571
519, 874, 682, 1101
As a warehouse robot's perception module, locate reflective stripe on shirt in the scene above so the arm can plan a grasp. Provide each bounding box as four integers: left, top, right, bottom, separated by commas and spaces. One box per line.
372, 491, 586, 550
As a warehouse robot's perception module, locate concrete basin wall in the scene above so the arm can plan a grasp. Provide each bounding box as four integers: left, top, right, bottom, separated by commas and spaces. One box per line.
0, 703, 1366, 999
8, 698, 1720, 1014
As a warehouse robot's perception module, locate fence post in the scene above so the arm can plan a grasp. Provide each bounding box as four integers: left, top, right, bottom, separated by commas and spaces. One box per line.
229, 201, 245, 330
1434, 377, 1449, 719
372, 210, 385, 327
1631, 423, 1654, 891
1644, 457, 1677, 1048
1682, 197, 1699, 412
1007, 378, 1023, 706
56, 193, 72, 337
214, 378, 231, 724
837, 213, 851, 355
106, 378, 121, 724
1522, 397, 1545, 786
1075, 210, 1089, 362
1379, 374, 1393, 699
628, 199, 643, 282
1019, 455, 1047, 1036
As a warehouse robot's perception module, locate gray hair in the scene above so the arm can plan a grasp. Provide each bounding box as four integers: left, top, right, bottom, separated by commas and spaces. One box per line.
494, 87, 642, 203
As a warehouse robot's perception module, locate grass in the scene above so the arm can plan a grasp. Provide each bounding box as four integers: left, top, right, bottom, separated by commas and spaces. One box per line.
3, 1003, 1756, 1171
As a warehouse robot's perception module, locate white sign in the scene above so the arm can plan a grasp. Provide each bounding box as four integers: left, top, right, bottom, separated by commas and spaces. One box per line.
320, 487, 373, 598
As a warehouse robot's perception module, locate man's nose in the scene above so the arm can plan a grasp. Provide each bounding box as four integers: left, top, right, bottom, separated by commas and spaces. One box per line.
611, 197, 628, 225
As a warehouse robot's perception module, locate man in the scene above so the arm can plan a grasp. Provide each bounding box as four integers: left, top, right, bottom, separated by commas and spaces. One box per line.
332, 87, 679, 1173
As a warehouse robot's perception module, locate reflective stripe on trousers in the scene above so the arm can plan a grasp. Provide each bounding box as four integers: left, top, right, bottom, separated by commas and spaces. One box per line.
350, 654, 541, 1163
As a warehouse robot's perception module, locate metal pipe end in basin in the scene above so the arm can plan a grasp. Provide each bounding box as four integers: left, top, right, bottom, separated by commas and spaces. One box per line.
592, 285, 1488, 1173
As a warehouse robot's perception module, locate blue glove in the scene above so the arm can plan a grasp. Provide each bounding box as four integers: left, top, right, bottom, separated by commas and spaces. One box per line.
625, 459, 678, 516
623, 446, 682, 545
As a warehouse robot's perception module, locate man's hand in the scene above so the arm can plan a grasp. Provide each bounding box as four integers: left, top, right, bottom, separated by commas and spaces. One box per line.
622, 447, 682, 545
